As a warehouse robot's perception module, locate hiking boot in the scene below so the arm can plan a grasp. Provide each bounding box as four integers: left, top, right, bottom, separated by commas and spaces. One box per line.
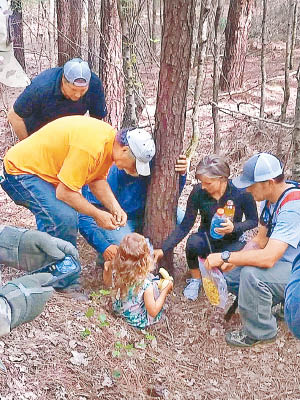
225, 329, 277, 348
183, 278, 202, 301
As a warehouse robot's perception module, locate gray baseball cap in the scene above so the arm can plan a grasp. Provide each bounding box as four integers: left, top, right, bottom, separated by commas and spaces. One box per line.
232, 153, 283, 189
63, 58, 91, 87
126, 128, 155, 176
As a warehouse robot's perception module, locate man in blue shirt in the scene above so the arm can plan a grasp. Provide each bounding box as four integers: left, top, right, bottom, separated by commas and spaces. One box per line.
78, 145, 187, 263
7, 58, 107, 140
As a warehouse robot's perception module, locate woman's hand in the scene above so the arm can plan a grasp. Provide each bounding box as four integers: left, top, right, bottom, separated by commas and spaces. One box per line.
215, 218, 234, 235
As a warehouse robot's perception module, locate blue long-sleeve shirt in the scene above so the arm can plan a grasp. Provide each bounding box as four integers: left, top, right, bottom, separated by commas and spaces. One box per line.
79, 164, 186, 253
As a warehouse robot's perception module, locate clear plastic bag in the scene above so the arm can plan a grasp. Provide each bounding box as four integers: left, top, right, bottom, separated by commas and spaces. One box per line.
198, 257, 228, 309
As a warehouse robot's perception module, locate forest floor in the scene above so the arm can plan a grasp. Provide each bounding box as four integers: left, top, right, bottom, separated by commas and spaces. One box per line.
1, 43, 300, 400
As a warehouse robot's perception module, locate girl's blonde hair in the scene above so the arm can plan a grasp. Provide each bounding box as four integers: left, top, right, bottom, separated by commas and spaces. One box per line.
111, 233, 153, 299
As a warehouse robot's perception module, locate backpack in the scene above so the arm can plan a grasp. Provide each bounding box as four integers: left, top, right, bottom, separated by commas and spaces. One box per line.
260, 180, 300, 237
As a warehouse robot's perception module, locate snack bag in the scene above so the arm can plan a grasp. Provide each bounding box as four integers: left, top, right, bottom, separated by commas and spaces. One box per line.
198, 258, 228, 309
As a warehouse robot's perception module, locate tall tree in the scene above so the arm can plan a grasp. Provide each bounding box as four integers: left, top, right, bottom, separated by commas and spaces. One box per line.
10, 0, 25, 71
292, 65, 300, 180
100, 0, 124, 129
220, 0, 254, 92
56, 0, 82, 65
260, 0, 268, 121
144, 0, 195, 272
88, 0, 101, 72
152, 0, 161, 56
212, 0, 223, 154
281, 0, 296, 122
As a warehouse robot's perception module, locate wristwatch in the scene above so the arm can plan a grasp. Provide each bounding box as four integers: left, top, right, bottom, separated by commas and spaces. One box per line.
221, 250, 231, 263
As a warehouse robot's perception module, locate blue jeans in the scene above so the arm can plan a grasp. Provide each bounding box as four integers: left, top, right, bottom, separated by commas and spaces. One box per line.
224, 260, 292, 340
284, 253, 300, 339
1, 171, 78, 246
78, 207, 185, 256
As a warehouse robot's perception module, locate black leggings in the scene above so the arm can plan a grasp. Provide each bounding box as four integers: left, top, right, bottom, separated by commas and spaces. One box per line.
185, 231, 246, 270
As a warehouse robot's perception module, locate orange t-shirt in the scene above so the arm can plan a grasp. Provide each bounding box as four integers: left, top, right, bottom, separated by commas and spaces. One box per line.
4, 115, 116, 192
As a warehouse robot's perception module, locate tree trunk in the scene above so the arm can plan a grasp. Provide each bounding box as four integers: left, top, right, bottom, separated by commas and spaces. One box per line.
10, 0, 25, 71
212, 0, 223, 154
289, 1, 298, 70
152, 0, 161, 56
88, 0, 101, 72
220, 0, 254, 92
100, 0, 124, 129
280, 0, 295, 122
117, 0, 138, 128
292, 66, 300, 180
260, 0, 267, 120
193, 0, 210, 68
144, 0, 195, 273
56, 0, 82, 66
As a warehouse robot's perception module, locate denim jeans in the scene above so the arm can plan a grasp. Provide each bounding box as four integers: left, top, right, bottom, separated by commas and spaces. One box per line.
1, 171, 78, 246
224, 260, 292, 340
79, 207, 185, 257
284, 253, 300, 339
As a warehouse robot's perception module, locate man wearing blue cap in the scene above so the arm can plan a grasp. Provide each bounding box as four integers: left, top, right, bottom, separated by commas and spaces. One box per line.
7, 58, 107, 140
205, 153, 300, 347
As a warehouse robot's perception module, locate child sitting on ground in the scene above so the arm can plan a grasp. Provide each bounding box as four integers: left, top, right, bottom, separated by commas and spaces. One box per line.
103, 233, 173, 329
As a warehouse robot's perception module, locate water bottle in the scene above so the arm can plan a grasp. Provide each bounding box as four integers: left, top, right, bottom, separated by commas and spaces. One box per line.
224, 200, 235, 221
210, 208, 225, 240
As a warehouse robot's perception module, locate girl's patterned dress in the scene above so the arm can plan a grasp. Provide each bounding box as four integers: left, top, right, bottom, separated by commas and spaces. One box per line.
113, 274, 163, 329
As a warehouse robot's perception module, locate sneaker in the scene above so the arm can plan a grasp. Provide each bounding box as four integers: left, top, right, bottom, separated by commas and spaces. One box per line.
225, 329, 277, 348
183, 278, 202, 301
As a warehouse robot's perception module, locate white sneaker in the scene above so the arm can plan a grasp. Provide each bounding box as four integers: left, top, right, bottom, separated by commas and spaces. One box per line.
183, 278, 202, 301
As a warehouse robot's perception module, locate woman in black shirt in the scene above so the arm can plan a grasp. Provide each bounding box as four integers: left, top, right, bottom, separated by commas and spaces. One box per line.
154, 155, 258, 300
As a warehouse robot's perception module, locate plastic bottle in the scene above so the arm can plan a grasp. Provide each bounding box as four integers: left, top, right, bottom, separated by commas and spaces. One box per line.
210, 208, 226, 240
224, 200, 235, 221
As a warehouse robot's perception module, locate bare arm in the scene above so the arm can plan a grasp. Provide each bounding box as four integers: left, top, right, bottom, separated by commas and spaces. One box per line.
205, 237, 288, 271
7, 108, 29, 141
56, 182, 118, 229
144, 281, 173, 318
89, 179, 127, 226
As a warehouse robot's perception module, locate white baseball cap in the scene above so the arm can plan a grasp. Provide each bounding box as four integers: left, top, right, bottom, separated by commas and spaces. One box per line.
233, 153, 283, 188
126, 129, 155, 176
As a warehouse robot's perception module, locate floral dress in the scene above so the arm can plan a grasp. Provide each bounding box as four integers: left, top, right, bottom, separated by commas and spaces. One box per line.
113, 274, 163, 329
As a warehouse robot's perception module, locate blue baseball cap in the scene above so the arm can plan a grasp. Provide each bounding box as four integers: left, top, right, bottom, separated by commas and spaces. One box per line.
232, 153, 283, 188
63, 58, 91, 87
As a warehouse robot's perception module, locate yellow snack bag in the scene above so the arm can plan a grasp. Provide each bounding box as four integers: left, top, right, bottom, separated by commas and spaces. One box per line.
198, 258, 228, 309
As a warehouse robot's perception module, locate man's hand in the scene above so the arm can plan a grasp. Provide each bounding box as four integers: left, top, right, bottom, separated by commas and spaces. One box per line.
103, 244, 119, 261
204, 252, 223, 270
215, 218, 234, 235
112, 207, 127, 227
153, 249, 164, 264
94, 209, 119, 230
220, 262, 236, 273
175, 154, 188, 175
19, 230, 79, 272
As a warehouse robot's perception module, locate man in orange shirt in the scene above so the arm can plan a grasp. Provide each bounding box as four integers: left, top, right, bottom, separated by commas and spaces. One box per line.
1, 116, 155, 247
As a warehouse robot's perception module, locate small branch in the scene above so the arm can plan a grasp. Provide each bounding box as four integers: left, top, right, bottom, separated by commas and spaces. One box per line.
210, 102, 293, 129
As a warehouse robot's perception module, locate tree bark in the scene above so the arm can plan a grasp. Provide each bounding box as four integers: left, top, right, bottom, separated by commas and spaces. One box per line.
260, 0, 267, 120
152, 0, 161, 56
88, 0, 101, 72
10, 0, 25, 71
220, 0, 254, 92
292, 66, 300, 180
289, 1, 298, 70
212, 0, 223, 154
144, 0, 195, 273
56, 0, 82, 66
280, 0, 295, 122
100, 0, 124, 129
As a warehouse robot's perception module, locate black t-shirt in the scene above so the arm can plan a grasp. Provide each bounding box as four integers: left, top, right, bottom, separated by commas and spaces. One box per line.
162, 180, 258, 253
